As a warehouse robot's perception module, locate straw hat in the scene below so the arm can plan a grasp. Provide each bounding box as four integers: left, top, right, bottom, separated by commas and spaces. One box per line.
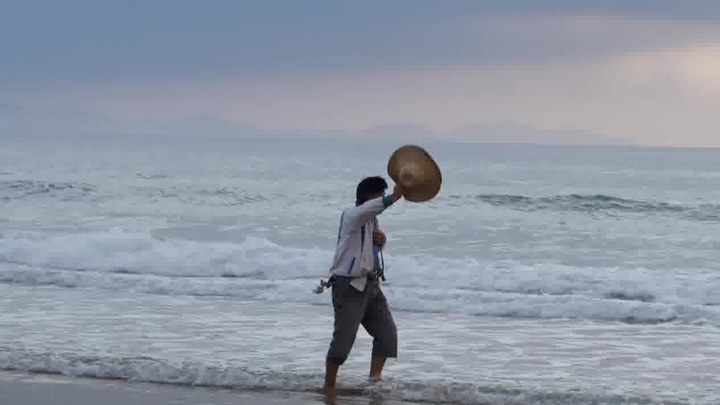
387, 145, 442, 202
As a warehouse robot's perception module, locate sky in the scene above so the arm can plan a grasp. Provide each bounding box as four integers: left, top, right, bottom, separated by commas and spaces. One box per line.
2, 0, 720, 147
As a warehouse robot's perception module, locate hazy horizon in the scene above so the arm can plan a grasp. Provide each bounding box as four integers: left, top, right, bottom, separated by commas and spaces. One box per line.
3, 1, 720, 147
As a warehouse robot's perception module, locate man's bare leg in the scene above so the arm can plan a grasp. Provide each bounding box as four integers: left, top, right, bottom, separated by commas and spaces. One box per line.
324, 361, 340, 388
322, 377, 337, 405
369, 356, 386, 382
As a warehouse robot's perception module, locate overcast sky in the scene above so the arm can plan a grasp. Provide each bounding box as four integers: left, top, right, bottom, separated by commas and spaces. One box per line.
2, 1, 720, 146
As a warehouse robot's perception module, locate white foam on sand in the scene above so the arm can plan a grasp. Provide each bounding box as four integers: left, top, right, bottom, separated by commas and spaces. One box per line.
0, 350, 698, 405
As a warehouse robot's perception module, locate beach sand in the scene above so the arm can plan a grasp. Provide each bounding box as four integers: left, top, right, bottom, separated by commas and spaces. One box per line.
0, 371, 417, 405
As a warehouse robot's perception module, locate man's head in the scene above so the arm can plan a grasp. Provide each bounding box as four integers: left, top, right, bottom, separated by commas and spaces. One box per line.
356, 176, 388, 205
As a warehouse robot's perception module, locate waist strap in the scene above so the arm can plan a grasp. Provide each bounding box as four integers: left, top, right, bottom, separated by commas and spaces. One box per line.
331, 273, 379, 284
312, 272, 383, 294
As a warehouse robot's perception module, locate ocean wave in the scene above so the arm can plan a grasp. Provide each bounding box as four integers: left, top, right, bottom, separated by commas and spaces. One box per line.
1, 230, 719, 326
0, 180, 96, 201
0, 230, 326, 279
135, 172, 169, 180
130, 185, 270, 207
0, 349, 694, 405
466, 193, 720, 221
3, 262, 715, 326
1, 177, 269, 208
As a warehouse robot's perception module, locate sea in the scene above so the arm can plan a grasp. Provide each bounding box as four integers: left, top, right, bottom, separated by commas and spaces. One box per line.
1, 135, 718, 404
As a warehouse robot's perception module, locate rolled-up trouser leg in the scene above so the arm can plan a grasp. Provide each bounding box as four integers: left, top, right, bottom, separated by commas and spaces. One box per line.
361, 286, 398, 359
326, 282, 366, 365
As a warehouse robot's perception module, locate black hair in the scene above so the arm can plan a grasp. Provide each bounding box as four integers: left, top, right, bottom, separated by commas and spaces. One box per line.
355, 176, 388, 205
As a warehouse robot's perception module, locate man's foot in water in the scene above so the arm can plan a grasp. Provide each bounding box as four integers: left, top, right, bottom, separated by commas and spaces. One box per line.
321, 385, 337, 405
368, 376, 383, 384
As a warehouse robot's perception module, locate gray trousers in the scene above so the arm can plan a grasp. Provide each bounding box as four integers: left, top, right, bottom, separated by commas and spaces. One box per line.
326, 278, 398, 366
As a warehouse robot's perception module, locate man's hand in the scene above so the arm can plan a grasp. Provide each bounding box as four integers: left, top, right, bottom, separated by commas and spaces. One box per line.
373, 230, 387, 246
390, 184, 404, 203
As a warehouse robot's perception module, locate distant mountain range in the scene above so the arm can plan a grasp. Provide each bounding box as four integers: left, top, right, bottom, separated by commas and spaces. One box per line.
1, 101, 630, 146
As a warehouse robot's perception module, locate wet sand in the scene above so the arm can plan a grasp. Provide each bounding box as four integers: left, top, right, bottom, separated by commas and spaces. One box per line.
0, 371, 417, 405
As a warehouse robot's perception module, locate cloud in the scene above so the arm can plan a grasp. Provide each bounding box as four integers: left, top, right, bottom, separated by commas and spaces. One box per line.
444, 122, 632, 146
610, 45, 720, 93
7, 35, 720, 148
4, 11, 720, 147
3, 4, 720, 86
456, 14, 720, 64
0, 101, 25, 114
0, 104, 255, 139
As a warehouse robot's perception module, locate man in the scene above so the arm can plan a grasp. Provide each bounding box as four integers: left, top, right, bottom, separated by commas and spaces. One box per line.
319, 176, 403, 390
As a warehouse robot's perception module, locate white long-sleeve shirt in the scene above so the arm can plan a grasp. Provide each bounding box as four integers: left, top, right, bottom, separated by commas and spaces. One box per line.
327, 195, 395, 291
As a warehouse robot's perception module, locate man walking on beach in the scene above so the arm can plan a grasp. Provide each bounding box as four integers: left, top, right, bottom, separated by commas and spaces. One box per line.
319, 176, 403, 390
316, 145, 441, 393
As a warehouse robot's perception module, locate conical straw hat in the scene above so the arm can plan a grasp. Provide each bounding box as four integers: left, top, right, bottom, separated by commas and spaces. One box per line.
387, 145, 442, 202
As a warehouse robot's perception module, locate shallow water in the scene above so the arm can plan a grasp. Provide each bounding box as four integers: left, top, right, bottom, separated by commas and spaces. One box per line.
1, 137, 719, 404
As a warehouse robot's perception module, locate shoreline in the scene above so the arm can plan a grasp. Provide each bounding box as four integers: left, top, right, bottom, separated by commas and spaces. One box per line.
0, 370, 417, 405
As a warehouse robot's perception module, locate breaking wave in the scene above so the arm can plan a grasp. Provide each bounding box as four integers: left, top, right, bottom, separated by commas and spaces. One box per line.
1, 180, 96, 201
463, 194, 720, 221
1, 230, 719, 327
